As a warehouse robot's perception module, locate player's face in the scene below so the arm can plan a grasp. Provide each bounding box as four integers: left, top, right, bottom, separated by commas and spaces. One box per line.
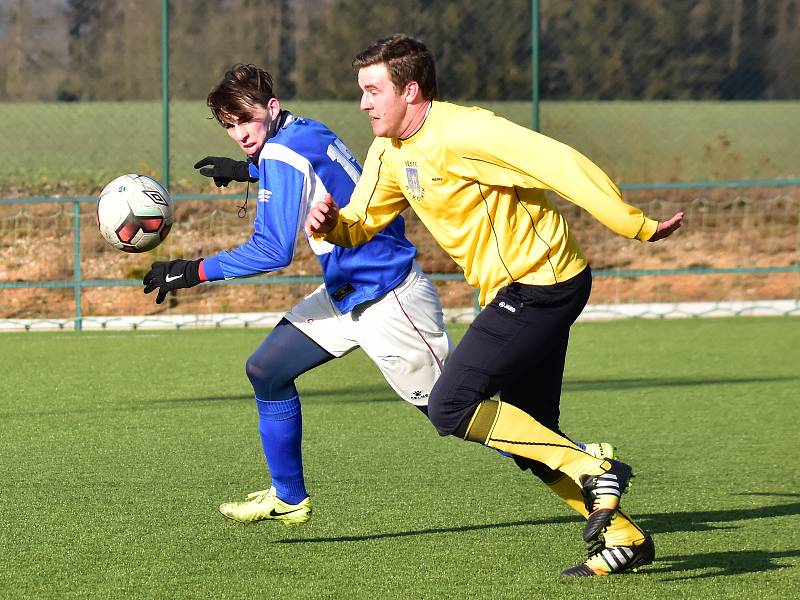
225, 100, 279, 157
358, 63, 412, 139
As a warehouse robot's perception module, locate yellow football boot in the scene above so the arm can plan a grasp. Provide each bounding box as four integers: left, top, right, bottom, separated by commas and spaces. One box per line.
219, 487, 311, 526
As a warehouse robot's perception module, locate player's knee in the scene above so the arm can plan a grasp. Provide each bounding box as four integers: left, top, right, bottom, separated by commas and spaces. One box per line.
245, 353, 293, 398
244, 354, 266, 387
425, 395, 451, 436
428, 367, 491, 438
427, 386, 474, 438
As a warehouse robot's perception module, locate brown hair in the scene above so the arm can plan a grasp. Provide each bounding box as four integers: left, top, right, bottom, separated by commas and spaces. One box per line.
207, 64, 276, 127
352, 34, 437, 100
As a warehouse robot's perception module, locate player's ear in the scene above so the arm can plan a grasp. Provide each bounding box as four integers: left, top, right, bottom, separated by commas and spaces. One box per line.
404, 81, 420, 104
267, 97, 281, 119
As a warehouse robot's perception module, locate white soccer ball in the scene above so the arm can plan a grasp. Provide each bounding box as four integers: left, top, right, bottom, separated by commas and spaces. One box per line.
97, 174, 174, 253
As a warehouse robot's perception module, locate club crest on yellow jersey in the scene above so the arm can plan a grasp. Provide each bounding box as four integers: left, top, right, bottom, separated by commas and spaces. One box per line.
404, 163, 424, 201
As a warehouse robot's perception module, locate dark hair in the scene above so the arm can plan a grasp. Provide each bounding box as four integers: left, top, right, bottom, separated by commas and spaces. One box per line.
207, 64, 276, 127
352, 34, 437, 100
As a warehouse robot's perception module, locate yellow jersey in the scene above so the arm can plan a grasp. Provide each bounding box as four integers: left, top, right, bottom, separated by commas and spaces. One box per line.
323, 101, 658, 306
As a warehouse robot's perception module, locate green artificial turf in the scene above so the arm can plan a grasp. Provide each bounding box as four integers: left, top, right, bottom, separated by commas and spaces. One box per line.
1, 317, 798, 598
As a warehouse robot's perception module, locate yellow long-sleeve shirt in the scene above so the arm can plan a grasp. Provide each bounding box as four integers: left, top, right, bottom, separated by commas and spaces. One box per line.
324, 101, 658, 306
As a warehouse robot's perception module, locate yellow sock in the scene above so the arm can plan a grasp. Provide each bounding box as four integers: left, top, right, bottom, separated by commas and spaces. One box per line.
465, 399, 609, 483
604, 509, 647, 547
547, 474, 645, 547
547, 473, 589, 516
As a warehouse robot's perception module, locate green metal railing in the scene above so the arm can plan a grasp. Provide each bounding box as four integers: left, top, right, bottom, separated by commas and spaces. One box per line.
0, 193, 469, 331
2, 187, 797, 331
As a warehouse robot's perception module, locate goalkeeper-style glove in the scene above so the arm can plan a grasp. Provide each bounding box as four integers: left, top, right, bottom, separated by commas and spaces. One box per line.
193, 156, 256, 187
143, 259, 204, 304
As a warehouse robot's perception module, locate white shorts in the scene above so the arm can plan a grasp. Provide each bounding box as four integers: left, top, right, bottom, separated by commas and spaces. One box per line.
284, 262, 452, 406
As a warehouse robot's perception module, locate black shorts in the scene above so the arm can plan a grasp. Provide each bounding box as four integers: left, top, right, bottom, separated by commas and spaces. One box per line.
428, 267, 592, 437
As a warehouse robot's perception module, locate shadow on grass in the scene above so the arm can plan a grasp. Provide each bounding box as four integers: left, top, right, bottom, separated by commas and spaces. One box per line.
562, 374, 799, 393
6, 374, 796, 417
137, 386, 398, 407
0, 386, 399, 419
131, 373, 800, 408
647, 549, 800, 580
3, 373, 773, 418
637, 494, 800, 534
122, 383, 396, 408
274, 514, 578, 544
276, 493, 800, 577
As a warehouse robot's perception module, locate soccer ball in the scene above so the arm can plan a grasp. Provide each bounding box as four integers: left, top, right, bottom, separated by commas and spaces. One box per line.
97, 174, 174, 253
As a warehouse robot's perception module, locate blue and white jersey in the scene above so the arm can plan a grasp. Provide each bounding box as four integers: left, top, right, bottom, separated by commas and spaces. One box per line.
201, 113, 417, 314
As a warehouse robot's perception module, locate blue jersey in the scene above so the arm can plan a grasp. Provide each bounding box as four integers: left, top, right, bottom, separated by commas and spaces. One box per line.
201, 113, 417, 313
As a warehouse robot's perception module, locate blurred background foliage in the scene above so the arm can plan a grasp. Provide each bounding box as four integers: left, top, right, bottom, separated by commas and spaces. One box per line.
1, 0, 798, 102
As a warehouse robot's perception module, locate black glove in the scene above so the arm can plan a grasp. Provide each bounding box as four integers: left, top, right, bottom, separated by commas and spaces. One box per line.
193, 156, 254, 187
143, 259, 203, 304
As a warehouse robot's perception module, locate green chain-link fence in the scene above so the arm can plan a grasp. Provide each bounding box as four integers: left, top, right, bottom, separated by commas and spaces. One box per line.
1, 0, 798, 329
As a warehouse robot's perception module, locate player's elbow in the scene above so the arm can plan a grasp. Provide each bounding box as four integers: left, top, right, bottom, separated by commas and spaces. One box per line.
249, 237, 295, 271
264, 248, 294, 271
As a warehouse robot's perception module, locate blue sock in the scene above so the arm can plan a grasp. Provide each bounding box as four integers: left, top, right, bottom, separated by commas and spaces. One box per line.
255, 395, 308, 504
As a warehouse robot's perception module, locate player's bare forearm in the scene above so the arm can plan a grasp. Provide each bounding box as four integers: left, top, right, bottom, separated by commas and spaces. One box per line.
649, 211, 685, 242
305, 193, 339, 236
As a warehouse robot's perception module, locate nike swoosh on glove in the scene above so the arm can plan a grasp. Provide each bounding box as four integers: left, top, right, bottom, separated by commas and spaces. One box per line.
143, 259, 203, 304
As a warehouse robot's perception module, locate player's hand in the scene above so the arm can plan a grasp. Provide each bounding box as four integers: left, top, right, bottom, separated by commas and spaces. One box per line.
193, 156, 253, 187
305, 193, 340, 236
143, 259, 203, 304
649, 211, 685, 242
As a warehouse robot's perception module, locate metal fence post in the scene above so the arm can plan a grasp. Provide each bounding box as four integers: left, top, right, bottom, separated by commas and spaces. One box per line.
72, 200, 83, 331
162, 0, 170, 188
531, 0, 540, 132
